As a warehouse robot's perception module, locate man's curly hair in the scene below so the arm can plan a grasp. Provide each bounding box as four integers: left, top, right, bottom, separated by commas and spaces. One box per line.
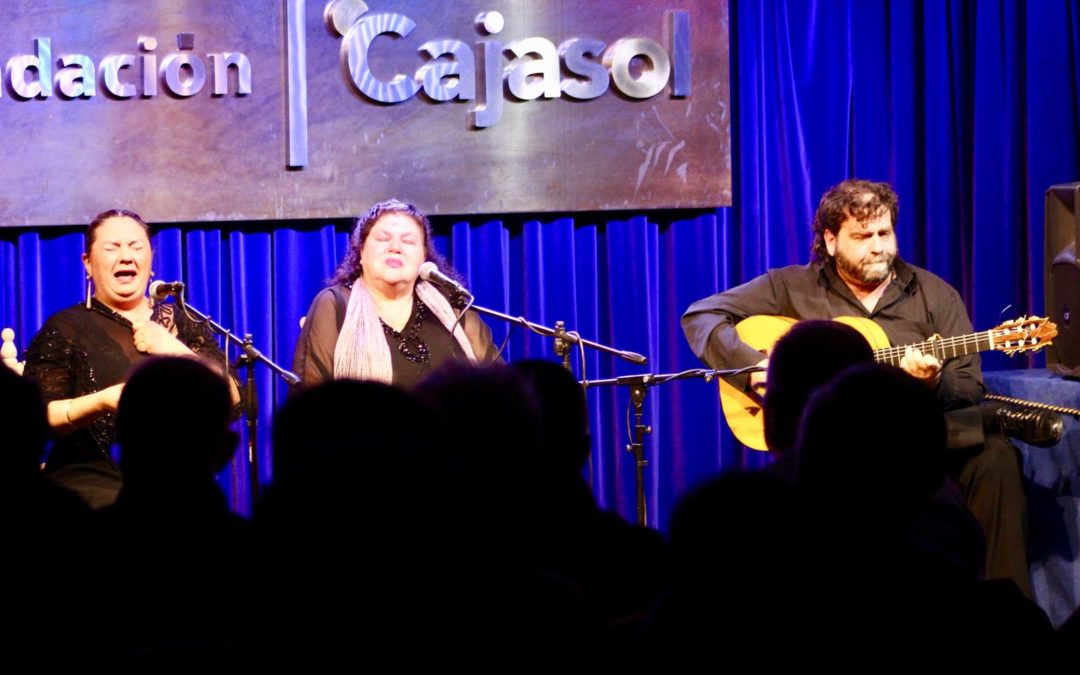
811, 180, 899, 262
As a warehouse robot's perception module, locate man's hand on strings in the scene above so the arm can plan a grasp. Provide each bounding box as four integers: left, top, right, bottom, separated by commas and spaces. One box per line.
900, 345, 941, 387
749, 357, 769, 394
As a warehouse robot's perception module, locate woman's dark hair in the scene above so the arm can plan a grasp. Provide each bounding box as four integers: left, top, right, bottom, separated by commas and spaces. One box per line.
329, 198, 461, 286
85, 209, 152, 255
810, 179, 899, 262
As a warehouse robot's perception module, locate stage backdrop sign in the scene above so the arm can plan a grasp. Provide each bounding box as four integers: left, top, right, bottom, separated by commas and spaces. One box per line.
0, 0, 730, 226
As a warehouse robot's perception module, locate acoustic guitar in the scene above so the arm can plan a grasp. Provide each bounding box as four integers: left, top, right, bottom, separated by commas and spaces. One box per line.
719, 315, 1058, 451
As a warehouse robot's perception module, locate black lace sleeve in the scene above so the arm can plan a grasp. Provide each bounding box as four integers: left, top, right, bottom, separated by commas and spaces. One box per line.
292, 287, 346, 390
23, 318, 118, 459
153, 303, 214, 357
23, 326, 81, 403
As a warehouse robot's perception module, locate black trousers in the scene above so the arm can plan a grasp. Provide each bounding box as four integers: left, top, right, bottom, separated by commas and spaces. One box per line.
45, 459, 122, 510
946, 433, 1030, 597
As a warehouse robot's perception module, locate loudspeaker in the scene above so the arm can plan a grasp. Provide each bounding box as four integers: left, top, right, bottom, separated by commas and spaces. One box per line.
1046, 182, 1080, 376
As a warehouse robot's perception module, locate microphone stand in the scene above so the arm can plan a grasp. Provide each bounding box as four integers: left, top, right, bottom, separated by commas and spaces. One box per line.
176, 296, 300, 511
584, 365, 765, 527
457, 294, 645, 495
463, 301, 648, 367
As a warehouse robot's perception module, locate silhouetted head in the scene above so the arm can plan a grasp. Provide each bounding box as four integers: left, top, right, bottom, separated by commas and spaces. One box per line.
512, 359, 590, 477
764, 320, 875, 455
272, 378, 443, 490
117, 357, 237, 486
0, 364, 48, 479
669, 470, 797, 595
415, 362, 541, 504
796, 363, 946, 538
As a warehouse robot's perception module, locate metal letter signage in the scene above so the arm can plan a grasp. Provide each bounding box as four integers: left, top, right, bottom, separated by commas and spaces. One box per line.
0, 0, 729, 226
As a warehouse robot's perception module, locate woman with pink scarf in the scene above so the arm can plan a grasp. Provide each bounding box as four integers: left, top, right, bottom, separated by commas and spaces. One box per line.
293, 199, 499, 390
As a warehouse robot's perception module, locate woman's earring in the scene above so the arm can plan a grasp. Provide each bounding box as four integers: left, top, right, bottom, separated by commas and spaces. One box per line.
84, 275, 93, 310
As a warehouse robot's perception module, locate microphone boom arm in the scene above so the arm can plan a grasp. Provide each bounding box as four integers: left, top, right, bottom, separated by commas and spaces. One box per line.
466, 302, 647, 365
177, 299, 300, 386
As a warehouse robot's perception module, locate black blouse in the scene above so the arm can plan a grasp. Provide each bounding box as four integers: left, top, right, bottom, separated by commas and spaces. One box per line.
292, 283, 501, 392
23, 298, 231, 473
383, 296, 469, 389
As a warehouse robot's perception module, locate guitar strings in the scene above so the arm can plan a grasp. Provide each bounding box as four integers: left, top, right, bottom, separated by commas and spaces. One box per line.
872, 326, 1045, 364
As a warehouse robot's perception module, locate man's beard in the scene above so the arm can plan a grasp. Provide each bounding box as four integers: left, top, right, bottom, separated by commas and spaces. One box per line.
834, 249, 895, 286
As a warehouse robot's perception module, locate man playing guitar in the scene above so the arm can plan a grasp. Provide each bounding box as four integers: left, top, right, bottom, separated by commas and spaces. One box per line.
682, 179, 1033, 597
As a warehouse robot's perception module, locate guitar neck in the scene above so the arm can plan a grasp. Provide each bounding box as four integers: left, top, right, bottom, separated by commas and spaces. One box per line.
873, 330, 994, 366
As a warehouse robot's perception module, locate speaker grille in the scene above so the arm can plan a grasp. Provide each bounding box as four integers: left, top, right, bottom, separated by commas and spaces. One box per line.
1046, 183, 1080, 377
1049, 262, 1080, 373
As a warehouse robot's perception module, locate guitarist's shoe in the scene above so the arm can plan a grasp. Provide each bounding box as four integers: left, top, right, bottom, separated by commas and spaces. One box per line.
982, 402, 1064, 448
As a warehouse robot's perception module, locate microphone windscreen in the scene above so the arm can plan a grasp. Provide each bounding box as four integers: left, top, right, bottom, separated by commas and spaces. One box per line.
148, 280, 167, 301
418, 261, 438, 281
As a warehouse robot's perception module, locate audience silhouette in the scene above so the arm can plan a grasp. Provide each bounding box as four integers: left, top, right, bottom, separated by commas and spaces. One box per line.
2, 350, 1067, 667
767, 320, 986, 578
95, 356, 247, 665
795, 363, 1052, 663
254, 378, 452, 669
763, 320, 874, 478
640, 468, 800, 669
415, 362, 602, 669
0, 364, 94, 667
513, 359, 667, 660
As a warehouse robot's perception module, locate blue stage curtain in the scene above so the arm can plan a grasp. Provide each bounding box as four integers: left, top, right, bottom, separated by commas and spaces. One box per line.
2, 0, 1079, 529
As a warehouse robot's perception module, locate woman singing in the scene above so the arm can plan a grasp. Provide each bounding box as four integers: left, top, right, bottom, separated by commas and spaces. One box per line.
23, 209, 239, 508
293, 199, 499, 389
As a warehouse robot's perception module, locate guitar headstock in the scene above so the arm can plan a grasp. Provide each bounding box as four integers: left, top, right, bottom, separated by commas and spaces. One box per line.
990, 316, 1058, 355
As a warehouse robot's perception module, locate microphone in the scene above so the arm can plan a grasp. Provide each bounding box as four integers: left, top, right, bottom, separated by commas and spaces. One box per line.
149, 280, 185, 302
419, 262, 472, 298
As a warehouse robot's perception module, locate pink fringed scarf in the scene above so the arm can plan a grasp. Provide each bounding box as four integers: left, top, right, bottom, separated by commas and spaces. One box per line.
333, 280, 476, 382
